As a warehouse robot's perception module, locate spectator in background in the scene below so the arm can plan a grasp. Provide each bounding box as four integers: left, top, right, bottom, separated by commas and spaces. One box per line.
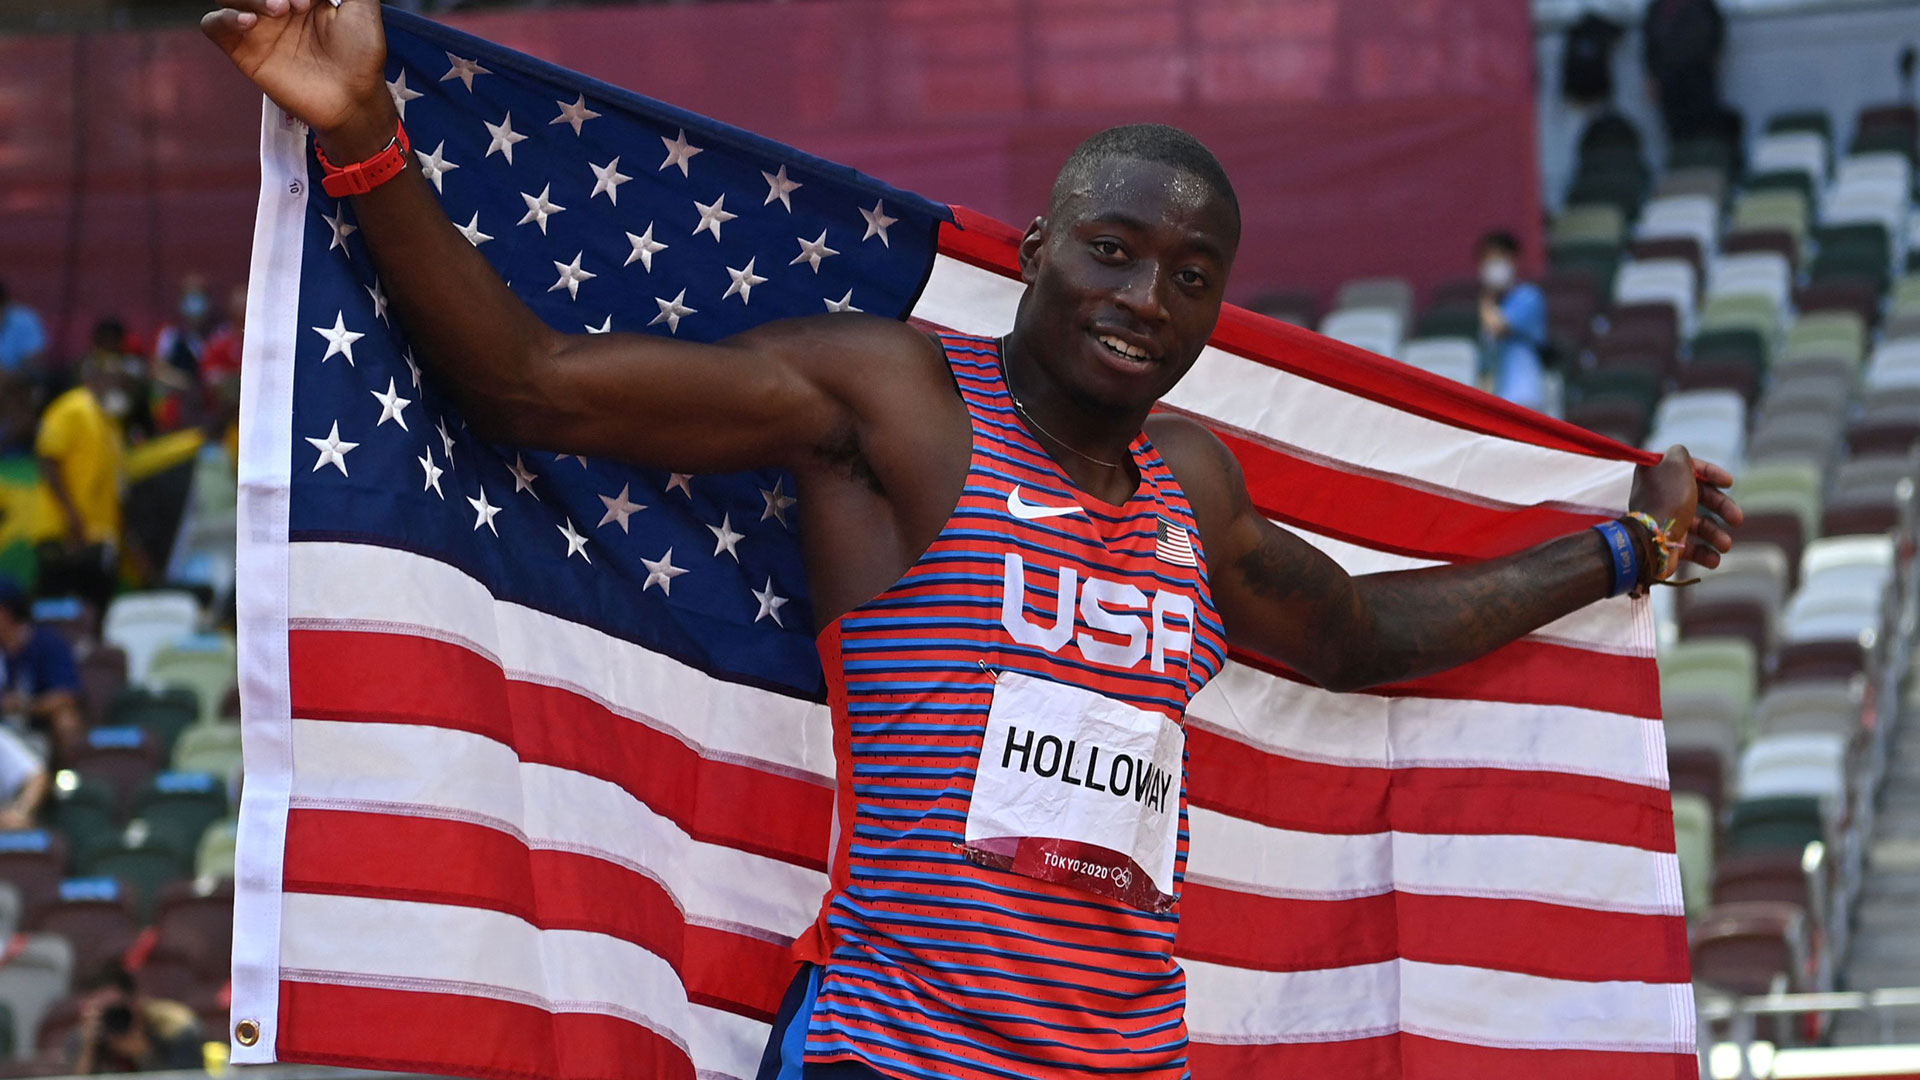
0, 578, 85, 764
35, 353, 127, 619
1643, 0, 1728, 142
1476, 230, 1550, 413
71, 964, 204, 1074
199, 285, 246, 388
81, 319, 156, 444
151, 276, 219, 432
0, 279, 48, 377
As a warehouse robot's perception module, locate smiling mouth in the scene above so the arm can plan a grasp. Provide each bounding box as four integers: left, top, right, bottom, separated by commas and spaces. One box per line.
1095, 333, 1153, 364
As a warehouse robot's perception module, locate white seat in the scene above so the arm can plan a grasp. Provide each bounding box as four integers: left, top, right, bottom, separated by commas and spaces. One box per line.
1834, 152, 1912, 194
1636, 195, 1721, 258
0, 933, 71, 1061
1739, 732, 1849, 800
1400, 338, 1479, 385
1653, 388, 1745, 433
1865, 339, 1920, 394
1752, 132, 1828, 188
1801, 533, 1896, 583
1332, 278, 1414, 325
1615, 258, 1699, 335
1319, 307, 1404, 359
1823, 185, 1907, 242
101, 590, 202, 685
1707, 251, 1793, 311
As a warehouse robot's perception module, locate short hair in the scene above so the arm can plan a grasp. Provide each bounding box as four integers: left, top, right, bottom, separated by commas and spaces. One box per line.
1478, 229, 1521, 256
1050, 124, 1240, 225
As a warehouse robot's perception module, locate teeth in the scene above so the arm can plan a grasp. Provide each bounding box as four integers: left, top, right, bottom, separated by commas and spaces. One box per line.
1099, 334, 1147, 361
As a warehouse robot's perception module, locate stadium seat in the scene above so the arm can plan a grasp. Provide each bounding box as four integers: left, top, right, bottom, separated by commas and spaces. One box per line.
1750, 132, 1827, 193
1669, 137, 1740, 183
1614, 259, 1699, 337
1680, 547, 1788, 656
1630, 236, 1706, 284
194, 819, 237, 881
1760, 369, 1851, 425
1567, 170, 1646, 222
1801, 533, 1896, 593
1752, 679, 1862, 739
1747, 415, 1838, 472
105, 687, 198, 758
1318, 308, 1403, 358
1661, 637, 1759, 725
1707, 251, 1793, 314
1549, 241, 1622, 293
0, 832, 66, 924
0, 934, 71, 1061
151, 877, 234, 988
171, 722, 243, 783
1647, 388, 1746, 468
1655, 166, 1728, 207
1729, 795, 1828, 855
145, 642, 237, 728
48, 772, 115, 867
1781, 311, 1867, 370
1400, 338, 1478, 385
1692, 900, 1811, 995
1552, 204, 1627, 249
28, 598, 91, 655
1844, 404, 1920, 456
1669, 738, 1730, 821
1413, 307, 1480, 341
100, 591, 200, 686
1712, 844, 1824, 913
1796, 279, 1882, 334
1671, 792, 1715, 920
132, 771, 228, 857
68, 727, 160, 819
1636, 195, 1719, 258
80, 823, 189, 922
1865, 339, 1920, 395
1739, 732, 1850, 801
1332, 278, 1414, 325
1766, 109, 1832, 141
1732, 188, 1810, 239
29, 878, 136, 982
75, 646, 128, 732
1245, 291, 1318, 328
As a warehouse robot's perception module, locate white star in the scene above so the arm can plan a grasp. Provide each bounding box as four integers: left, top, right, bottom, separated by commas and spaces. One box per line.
323, 206, 357, 252
824, 289, 861, 314
371, 377, 412, 430
364, 280, 389, 323
415, 141, 459, 193
588, 156, 631, 205
549, 252, 596, 300
658, 128, 703, 176
518, 184, 565, 234
467, 487, 500, 535
551, 94, 601, 135
483, 112, 529, 165
625, 224, 668, 271
457, 211, 493, 248
666, 473, 694, 498
436, 416, 457, 463
305, 422, 358, 476
723, 258, 768, 304
708, 513, 745, 560
597, 483, 645, 532
558, 519, 591, 563
762, 165, 803, 210
311, 311, 365, 365
760, 477, 797, 527
650, 289, 696, 334
860, 200, 897, 246
386, 70, 424, 119
441, 52, 490, 92
557, 453, 590, 468
751, 577, 789, 627
402, 348, 421, 390
586, 315, 613, 334
641, 548, 689, 594
791, 230, 839, 272
692, 194, 736, 241
508, 452, 540, 498
418, 450, 444, 498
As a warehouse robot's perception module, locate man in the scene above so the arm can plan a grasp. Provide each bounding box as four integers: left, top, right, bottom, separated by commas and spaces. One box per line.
1475, 229, 1550, 411
35, 353, 127, 619
1643, 0, 1728, 143
0, 279, 47, 377
203, 3, 1738, 1077
71, 963, 205, 1074
0, 578, 84, 764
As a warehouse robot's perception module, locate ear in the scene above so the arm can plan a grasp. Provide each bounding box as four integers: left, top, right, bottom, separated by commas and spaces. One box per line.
1017, 216, 1047, 284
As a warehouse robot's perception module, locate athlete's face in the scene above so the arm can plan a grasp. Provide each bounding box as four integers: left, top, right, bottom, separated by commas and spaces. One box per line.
1016, 157, 1238, 416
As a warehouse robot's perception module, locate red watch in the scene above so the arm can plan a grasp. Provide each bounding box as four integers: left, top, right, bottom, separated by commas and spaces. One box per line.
314, 119, 412, 198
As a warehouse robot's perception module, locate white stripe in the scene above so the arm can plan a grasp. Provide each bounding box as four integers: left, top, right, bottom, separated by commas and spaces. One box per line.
279, 893, 769, 1079
1184, 808, 1682, 915
289, 718, 829, 939
914, 255, 1637, 512
230, 97, 310, 1065
1184, 957, 1693, 1052
286, 541, 835, 783
1187, 661, 1667, 787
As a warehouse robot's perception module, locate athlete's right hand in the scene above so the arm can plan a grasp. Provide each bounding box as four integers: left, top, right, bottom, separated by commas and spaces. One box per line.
201, 0, 391, 146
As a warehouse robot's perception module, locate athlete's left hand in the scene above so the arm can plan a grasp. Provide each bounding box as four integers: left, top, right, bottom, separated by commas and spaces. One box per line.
1630, 445, 1741, 572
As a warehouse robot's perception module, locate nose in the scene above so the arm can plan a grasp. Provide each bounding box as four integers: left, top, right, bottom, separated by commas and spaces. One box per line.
1113, 261, 1171, 326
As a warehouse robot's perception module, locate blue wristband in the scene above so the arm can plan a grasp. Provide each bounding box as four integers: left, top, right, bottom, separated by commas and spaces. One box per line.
1592, 520, 1639, 598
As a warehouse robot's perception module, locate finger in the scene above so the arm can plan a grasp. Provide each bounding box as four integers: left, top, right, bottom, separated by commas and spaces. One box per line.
1698, 486, 1743, 526
1692, 517, 1734, 553
1691, 458, 1735, 488
200, 7, 258, 43
1685, 545, 1724, 571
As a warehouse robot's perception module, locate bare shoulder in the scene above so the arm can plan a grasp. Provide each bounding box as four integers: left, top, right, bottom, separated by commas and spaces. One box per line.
1144, 411, 1248, 531
737, 312, 953, 397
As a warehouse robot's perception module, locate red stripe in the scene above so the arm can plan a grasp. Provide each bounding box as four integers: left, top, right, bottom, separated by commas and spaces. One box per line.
939, 207, 1660, 467
277, 979, 697, 1080
282, 808, 794, 1019
1186, 728, 1676, 852
288, 629, 834, 870
1189, 1033, 1696, 1080
1176, 886, 1688, 983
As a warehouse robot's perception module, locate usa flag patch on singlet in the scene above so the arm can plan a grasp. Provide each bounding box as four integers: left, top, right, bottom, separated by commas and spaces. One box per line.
1156, 516, 1197, 567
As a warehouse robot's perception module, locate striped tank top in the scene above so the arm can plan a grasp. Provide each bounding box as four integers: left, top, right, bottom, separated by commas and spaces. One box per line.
797, 333, 1230, 1079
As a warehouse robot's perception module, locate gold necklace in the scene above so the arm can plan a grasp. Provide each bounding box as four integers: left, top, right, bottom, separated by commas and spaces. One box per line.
1000, 339, 1125, 470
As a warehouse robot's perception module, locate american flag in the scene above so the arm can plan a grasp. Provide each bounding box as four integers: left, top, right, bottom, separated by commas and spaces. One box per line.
231, 9, 1697, 1079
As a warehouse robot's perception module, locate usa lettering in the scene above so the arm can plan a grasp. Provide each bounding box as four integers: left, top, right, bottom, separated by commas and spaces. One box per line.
1000, 723, 1174, 814
999, 553, 1194, 673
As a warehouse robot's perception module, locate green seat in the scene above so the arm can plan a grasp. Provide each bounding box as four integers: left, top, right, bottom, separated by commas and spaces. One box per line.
0, 999, 15, 1059
1551, 203, 1628, 249
195, 818, 238, 880
1671, 792, 1715, 920
50, 771, 116, 868
1549, 241, 1623, 292
1892, 275, 1920, 320
1767, 110, 1832, 141
132, 772, 228, 857
1669, 137, 1740, 180
1575, 367, 1663, 410
1782, 312, 1867, 370
172, 722, 243, 780
107, 687, 199, 757
1415, 308, 1480, 340
1852, 127, 1917, 164
1566, 170, 1645, 222
1699, 296, 1781, 355
1732, 188, 1811, 242
1660, 637, 1759, 728
146, 643, 237, 726
82, 826, 189, 921
1728, 795, 1825, 855
1693, 326, 1769, 367
1810, 250, 1889, 294
1743, 171, 1818, 216
1578, 143, 1648, 180
1739, 462, 1825, 540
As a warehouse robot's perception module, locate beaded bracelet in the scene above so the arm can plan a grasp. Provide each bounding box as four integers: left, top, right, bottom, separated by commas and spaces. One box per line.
1624, 511, 1684, 584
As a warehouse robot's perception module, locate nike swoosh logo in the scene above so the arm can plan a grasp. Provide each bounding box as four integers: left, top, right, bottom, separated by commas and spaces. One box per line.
1007, 486, 1084, 521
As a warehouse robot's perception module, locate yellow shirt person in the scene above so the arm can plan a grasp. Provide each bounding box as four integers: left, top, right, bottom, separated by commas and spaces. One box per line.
34, 385, 124, 546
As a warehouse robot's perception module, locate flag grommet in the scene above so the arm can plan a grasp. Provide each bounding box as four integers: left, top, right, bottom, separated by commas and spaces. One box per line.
234, 1020, 261, 1047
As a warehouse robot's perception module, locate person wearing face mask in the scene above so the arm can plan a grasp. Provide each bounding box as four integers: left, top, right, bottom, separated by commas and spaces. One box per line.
1475, 230, 1550, 412
32, 352, 127, 618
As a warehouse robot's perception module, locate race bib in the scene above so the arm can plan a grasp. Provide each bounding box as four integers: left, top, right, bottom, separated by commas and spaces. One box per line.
962, 671, 1184, 912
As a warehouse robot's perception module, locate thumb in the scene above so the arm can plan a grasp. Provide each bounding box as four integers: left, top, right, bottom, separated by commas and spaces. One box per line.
200, 7, 259, 53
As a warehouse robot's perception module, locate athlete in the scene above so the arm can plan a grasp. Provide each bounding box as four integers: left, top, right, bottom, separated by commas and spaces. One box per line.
205, 2, 1739, 1077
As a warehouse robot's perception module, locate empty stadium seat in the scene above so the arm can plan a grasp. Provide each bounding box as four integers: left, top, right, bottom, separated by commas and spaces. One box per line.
1400, 338, 1478, 385
29, 878, 136, 983
100, 592, 200, 686
1318, 308, 1403, 358
194, 819, 237, 881
1615, 258, 1699, 335
1751, 132, 1827, 193
171, 723, 243, 785
105, 687, 198, 758
1332, 278, 1413, 324
1739, 732, 1850, 801
1245, 291, 1318, 328
146, 637, 238, 726
1672, 792, 1715, 921
1752, 679, 1862, 739
0, 934, 71, 1061
48, 772, 114, 867
1661, 637, 1759, 724
151, 877, 234, 989
68, 728, 160, 819
1692, 900, 1811, 995
1707, 251, 1793, 313
75, 647, 128, 733
132, 772, 228, 857
1729, 795, 1828, 855
0, 833, 64, 925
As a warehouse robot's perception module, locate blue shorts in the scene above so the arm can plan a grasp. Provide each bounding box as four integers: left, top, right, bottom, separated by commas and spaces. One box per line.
755, 965, 891, 1080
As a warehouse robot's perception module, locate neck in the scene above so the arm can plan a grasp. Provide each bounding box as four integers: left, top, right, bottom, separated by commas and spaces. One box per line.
1000, 331, 1143, 501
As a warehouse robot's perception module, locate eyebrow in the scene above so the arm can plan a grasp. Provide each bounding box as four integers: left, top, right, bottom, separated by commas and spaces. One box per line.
1081, 212, 1228, 265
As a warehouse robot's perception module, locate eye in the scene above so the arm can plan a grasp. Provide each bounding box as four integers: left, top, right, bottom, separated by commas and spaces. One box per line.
1090, 238, 1126, 260
1176, 268, 1209, 289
